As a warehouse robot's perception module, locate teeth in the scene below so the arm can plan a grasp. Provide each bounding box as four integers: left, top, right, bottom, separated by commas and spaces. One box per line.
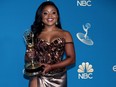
48, 18, 53, 21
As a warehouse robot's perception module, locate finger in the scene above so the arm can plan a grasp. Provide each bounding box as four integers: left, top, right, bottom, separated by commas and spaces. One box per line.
40, 63, 46, 66
26, 50, 29, 52
42, 69, 46, 75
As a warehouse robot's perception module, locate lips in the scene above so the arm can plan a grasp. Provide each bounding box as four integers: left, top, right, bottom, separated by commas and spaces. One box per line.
47, 18, 54, 22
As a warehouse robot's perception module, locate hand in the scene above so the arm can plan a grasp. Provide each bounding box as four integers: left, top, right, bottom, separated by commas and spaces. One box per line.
40, 63, 52, 75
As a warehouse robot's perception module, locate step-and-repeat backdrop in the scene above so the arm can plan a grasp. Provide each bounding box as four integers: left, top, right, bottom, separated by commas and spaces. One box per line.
0, 0, 116, 87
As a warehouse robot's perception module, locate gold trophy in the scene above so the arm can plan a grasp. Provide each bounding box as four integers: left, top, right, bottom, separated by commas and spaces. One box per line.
23, 29, 44, 77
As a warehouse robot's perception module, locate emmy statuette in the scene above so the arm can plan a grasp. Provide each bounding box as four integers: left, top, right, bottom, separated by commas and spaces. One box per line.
23, 29, 44, 77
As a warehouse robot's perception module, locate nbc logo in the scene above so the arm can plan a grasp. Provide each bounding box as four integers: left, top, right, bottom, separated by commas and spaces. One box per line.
77, 62, 94, 79
77, 0, 92, 7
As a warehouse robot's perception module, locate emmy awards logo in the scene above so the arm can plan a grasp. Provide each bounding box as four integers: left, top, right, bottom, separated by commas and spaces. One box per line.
76, 23, 94, 45
23, 29, 44, 77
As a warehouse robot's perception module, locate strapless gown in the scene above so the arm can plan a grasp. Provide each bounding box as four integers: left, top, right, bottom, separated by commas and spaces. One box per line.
33, 38, 67, 87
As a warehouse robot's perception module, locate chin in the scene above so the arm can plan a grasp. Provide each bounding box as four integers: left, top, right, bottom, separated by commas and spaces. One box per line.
46, 23, 56, 26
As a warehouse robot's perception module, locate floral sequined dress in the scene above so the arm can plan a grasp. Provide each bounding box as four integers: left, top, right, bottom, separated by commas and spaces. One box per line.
34, 37, 67, 87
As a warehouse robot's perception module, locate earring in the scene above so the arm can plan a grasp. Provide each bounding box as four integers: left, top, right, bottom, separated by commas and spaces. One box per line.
56, 22, 58, 25
42, 23, 44, 26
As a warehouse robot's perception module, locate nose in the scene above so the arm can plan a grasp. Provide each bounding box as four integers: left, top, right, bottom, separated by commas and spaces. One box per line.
48, 13, 52, 18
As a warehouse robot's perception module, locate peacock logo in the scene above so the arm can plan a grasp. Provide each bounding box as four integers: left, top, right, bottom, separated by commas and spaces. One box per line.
77, 62, 94, 79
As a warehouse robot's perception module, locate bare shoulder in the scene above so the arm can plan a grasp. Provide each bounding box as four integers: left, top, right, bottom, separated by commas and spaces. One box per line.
62, 30, 73, 42
55, 29, 73, 42
57, 29, 70, 35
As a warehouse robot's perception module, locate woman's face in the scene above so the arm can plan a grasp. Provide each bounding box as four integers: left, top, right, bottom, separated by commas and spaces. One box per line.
42, 5, 58, 26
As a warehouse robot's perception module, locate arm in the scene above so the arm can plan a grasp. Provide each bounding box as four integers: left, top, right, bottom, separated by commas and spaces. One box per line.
42, 31, 76, 74
52, 31, 75, 68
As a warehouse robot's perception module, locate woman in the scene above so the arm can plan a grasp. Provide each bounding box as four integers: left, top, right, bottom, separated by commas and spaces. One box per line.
25, 1, 75, 87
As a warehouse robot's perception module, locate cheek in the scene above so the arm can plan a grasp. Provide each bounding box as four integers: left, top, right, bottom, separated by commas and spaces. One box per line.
54, 15, 58, 20
54, 14, 58, 18
42, 13, 48, 18
42, 15, 47, 22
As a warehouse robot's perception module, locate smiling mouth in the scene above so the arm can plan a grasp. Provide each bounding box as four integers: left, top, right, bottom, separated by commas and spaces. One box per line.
47, 18, 54, 22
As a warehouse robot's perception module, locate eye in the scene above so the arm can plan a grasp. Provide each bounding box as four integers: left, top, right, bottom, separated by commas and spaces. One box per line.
43, 12, 48, 15
52, 12, 56, 14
